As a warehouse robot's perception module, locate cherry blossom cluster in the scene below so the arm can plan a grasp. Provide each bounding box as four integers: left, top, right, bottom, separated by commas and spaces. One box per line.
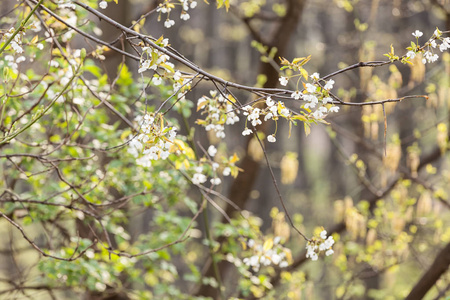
189, 146, 240, 186
138, 38, 193, 98
241, 96, 290, 142
305, 230, 335, 261
1, 2, 81, 77
279, 74, 340, 120
126, 112, 236, 184
3, 55, 26, 73
127, 114, 178, 167
191, 163, 221, 186
138, 38, 173, 74
196, 90, 240, 139
156, 0, 198, 28
406, 28, 450, 65
2, 27, 24, 54
191, 165, 208, 185
242, 237, 291, 272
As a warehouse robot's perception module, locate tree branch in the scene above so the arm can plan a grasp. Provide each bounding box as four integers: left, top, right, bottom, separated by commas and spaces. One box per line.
405, 241, 450, 300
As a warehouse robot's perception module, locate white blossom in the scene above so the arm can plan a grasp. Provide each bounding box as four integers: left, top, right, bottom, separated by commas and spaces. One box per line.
279, 76, 288, 86
226, 112, 240, 125
412, 30, 423, 38
267, 135, 276, 143
279, 261, 289, 268
324, 79, 335, 90
247, 108, 262, 127
242, 128, 252, 136
11, 42, 23, 54
197, 96, 207, 108
242, 105, 252, 116
291, 90, 302, 100
422, 50, 439, 64
164, 19, 175, 28
138, 60, 151, 73
210, 178, 221, 185
329, 106, 340, 113
266, 96, 275, 107
406, 51, 416, 59
304, 94, 318, 107
16, 56, 25, 63
99, 1, 107, 9
269, 105, 278, 116
434, 28, 441, 38
223, 167, 231, 176
152, 76, 162, 85
323, 236, 335, 248
305, 83, 316, 93
180, 13, 190, 21
192, 173, 207, 185
207, 145, 217, 157
312, 106, 328, 119
271, 254, 282, 265
322, 97, 332, 104
173, 70, 181, 81
305, 230, 335, 261
264, 113, 273, 121
310, 72, 320, 81
439, 40, 449, 52
280, 107, 290, 116
31, 21, 42, 33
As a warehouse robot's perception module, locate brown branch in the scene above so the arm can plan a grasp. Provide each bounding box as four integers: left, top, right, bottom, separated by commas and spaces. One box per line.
322, 61, 390, 81
405, 242, 450, 300
24, 0, 443, 112
0, 210, 95, 261
0, 196, 99, 218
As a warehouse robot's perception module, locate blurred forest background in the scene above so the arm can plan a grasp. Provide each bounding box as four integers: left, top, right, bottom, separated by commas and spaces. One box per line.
0, 0, 449, 299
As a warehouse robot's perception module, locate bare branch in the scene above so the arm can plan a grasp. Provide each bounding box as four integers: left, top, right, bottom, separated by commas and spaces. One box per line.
405, 242, 450, 300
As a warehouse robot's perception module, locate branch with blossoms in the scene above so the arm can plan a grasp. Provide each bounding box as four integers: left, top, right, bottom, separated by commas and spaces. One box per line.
24, 1, 449, 110
60, 2, 450, 142
58, 2, 447, 127
1, 0, 450, 273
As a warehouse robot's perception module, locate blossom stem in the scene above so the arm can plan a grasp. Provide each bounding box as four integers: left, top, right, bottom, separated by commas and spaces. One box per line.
0, 0, 44, 55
